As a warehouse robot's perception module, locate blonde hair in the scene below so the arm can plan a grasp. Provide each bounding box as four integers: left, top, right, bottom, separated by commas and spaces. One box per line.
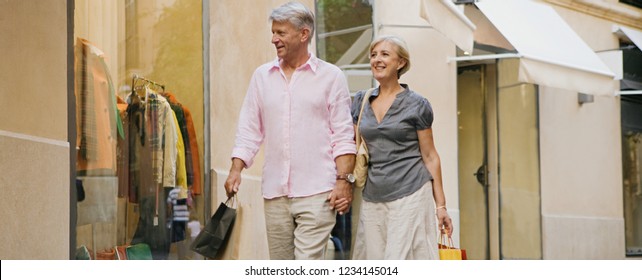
369, 35, 411, 78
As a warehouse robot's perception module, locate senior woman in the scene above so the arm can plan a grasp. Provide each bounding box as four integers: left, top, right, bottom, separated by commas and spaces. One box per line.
350, 35, 453, 260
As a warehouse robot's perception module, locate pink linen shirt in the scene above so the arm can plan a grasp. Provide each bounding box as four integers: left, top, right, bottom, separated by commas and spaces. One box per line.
232, 53, 356, 199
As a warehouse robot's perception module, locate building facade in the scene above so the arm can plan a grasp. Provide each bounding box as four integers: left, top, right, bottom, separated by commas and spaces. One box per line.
1, 0, 641, 260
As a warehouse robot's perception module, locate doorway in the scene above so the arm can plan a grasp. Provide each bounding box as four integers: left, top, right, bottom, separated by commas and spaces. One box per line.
457, 60, 542, 260
457, 64, 494, 260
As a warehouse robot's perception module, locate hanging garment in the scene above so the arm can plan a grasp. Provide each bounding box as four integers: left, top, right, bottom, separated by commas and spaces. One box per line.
182, 105, 202, 195
162, 92, 202, 196
75, 38, 123, 175
131, 188, 171, 260
169, 105, 188, 198
116, 96, 129, 198
126, 88, 185, 258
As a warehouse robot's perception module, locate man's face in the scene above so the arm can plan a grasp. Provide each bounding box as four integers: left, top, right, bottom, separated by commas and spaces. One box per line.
271, 21, 306, 61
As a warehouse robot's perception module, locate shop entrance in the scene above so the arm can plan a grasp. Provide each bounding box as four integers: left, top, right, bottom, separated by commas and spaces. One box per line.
457, 64, 493, 260
457, 61, 542, 260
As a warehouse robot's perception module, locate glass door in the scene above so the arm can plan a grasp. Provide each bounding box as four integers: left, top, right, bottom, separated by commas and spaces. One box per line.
458, 59, 542, 259
457, 65, 490, 260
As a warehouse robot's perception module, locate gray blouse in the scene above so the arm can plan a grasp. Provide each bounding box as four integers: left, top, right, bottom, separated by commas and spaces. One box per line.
351, 84, 434, 203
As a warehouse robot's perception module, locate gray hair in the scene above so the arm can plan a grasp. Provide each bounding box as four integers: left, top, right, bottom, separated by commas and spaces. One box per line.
370, 35, 411, 78
270, 2, 315, 43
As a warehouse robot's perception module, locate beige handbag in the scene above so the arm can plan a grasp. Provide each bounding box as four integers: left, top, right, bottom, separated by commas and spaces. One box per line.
354, 88, 374, 188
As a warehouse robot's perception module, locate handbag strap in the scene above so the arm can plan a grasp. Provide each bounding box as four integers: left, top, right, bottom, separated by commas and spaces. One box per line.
356, 88, 375, 147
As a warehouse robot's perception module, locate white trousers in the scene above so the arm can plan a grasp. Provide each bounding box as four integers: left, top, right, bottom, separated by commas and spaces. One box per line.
352, 181, 439, 260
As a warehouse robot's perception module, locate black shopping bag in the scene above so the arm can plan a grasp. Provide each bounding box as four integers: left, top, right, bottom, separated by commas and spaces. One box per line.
191, 196, 237, 259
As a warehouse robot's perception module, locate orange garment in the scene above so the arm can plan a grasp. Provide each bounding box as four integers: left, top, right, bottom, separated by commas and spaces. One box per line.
182, 106, 202, 195
75, 38, 118, 175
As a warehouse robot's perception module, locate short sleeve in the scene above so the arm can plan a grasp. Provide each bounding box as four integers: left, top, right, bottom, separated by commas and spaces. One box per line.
415, 98, 434, 130
350, 90, 366, 124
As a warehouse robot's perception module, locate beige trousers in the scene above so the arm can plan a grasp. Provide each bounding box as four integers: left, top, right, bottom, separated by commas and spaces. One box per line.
352, 181, 439, 260
264, 191, 336, 260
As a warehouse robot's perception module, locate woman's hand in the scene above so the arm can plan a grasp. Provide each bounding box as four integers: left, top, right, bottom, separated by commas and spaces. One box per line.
437, 208, 453, 237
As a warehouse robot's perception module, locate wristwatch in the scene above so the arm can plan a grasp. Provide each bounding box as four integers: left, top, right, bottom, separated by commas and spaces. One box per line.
337, 173, 356, 183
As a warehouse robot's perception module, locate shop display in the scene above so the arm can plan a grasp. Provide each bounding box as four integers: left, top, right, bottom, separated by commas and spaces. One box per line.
74, 38, 201, 260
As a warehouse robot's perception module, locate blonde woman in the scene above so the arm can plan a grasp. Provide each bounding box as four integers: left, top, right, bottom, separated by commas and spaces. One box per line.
351, 35, 452, 260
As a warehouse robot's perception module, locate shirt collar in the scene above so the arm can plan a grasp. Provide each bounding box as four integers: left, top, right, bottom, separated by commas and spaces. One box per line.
269, 52, 319, 73
371, 83, 410, 97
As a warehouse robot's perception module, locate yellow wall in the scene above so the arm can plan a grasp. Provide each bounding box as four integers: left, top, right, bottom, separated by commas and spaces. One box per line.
0, 0, 70, 259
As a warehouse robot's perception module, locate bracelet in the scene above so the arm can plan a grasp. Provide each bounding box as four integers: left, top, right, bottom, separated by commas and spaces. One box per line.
436, 205, 447, 211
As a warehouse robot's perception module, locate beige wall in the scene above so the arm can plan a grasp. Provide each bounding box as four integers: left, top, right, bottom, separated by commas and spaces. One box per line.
539, 88, 624, 259
545, 0, 642, 30
539, 5, 625, 259
374, 0, 461, 244
0, 0, 70, 259
0, 0, 632, 261
209, 0, 314, 259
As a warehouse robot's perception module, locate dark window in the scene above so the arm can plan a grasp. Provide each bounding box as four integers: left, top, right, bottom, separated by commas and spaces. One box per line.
620, 0, 642, 9
621, 44, 642, 257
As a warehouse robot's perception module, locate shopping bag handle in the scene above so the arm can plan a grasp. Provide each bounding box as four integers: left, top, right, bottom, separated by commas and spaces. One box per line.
438, 231, 455, 249
224, 194, 238, 209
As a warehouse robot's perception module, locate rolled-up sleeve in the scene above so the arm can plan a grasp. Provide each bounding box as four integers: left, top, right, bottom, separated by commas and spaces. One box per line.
231, 72, 264, 168
328, 71, 356, 159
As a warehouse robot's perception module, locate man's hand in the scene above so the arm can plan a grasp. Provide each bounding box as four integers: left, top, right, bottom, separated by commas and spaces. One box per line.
331, 154, 356, 215
224, 158, 245, 198
328, 180, 353, 215
224, 171, 241, 198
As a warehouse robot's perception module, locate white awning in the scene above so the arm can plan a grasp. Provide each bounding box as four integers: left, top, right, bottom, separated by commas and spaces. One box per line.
613, 25, 642, 95
419, 0, 476, 54
613, 25, 642, 50
472, 0, 616, 95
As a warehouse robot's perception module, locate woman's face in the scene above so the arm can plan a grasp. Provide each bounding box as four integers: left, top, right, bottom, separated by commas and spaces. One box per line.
370, 41, 405, 82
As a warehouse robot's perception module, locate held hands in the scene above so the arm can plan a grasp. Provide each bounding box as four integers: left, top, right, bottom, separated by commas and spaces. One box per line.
437, 207, 453, 237
328, 180, 353, 215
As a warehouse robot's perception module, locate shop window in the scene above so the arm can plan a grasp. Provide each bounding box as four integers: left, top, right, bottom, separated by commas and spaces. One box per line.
73, 0, 205, 260
316, 0, 374, 94
622, 96, 642, 257
621, 45, 642, 257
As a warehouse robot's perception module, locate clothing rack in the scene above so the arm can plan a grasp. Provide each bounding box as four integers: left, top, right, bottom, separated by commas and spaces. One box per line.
131, 74, 165, 92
